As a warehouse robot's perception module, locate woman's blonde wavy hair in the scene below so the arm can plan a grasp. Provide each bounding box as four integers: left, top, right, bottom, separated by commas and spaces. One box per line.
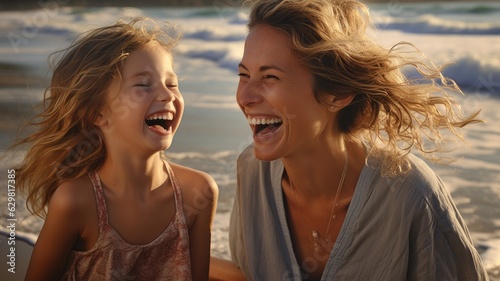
15, 17, 180, 218
247, 0, 482, 176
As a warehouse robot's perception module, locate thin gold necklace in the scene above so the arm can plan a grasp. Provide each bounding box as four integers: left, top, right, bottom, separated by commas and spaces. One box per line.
290, 149, 349, 255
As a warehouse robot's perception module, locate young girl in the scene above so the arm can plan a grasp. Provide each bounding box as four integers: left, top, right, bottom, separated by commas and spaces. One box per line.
16, 18, 218, 281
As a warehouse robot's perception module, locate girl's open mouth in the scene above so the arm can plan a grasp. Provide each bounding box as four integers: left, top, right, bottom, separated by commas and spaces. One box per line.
145, 112, 174, 131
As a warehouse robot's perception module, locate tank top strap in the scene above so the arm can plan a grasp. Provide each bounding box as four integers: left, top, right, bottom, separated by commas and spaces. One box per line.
164, 161, 185, 215
87, 171, 109, 230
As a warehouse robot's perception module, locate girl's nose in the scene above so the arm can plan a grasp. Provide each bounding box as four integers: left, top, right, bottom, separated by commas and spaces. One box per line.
157, 84, 176, 102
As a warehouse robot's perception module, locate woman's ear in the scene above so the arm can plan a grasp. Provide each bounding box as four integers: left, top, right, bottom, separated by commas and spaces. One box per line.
327, 94, 355, 113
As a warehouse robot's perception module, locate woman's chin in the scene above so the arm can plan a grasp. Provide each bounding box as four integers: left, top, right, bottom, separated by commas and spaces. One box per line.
253, 147, 281, 162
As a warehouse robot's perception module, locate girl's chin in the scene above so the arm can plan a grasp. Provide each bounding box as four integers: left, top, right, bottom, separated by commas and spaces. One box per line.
157, 143, 172, 151
146, 140, 172, 153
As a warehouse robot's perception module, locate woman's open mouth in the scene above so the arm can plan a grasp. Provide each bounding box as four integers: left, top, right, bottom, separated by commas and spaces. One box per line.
248, 117, 283, 136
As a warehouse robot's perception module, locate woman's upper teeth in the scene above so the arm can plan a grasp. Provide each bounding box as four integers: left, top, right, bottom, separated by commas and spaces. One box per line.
247, 117, 283, 125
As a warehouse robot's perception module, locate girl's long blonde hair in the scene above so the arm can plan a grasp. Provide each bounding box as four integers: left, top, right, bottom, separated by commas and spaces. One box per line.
15, 17, 180, 218
248, 0, 482, 176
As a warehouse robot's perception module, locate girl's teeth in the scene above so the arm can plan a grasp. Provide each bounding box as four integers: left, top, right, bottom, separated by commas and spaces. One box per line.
146, 112, 173, 120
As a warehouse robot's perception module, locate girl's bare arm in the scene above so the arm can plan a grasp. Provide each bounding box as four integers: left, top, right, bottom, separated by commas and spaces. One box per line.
182, 168, 219, 281
209, 257, 246, 281
24, 182, 83, 281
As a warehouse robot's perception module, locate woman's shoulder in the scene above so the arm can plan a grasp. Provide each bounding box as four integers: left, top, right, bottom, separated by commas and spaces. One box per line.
382, 154, 457, 218
364, 153, 450, 208
404, 154, 446, 194
370, 153, 443, 191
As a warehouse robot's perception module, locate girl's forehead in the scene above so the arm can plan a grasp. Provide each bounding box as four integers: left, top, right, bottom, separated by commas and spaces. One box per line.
121, 43, 174, 77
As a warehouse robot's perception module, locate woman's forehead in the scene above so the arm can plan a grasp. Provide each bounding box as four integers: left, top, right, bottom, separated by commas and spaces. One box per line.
242, 25, 294, 68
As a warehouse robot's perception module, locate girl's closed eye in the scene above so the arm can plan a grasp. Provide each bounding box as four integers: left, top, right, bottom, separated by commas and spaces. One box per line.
238, 72, 250, 78
134, 82, 151, 88
166, 82, 178, 89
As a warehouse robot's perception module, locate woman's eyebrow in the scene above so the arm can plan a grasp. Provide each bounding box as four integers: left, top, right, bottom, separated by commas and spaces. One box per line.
238, 62, 285, 73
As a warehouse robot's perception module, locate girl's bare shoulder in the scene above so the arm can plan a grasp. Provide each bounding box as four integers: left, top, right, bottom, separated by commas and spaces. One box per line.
49, 175, 95, 215
168, 162, 218, 207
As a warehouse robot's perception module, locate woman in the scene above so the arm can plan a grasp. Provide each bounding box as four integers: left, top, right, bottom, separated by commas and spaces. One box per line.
219, 0, 489, 280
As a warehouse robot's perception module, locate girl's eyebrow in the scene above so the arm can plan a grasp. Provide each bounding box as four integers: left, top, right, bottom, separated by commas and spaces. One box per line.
128, 71, 151, 79
128, 70, 178, 79
238, 62, 285, 73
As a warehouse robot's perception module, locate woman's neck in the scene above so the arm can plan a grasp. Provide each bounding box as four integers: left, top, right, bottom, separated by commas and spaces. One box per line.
281, 138, 364, 199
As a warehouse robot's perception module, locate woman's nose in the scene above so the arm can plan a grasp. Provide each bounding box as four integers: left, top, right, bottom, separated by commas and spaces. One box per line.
236, 81, 263, 108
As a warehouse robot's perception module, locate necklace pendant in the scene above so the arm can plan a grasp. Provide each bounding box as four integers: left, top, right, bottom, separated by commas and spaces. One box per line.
312, 230, 321, 253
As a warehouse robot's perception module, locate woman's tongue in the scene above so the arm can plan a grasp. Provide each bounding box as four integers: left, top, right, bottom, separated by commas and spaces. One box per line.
256, 123, 281, 136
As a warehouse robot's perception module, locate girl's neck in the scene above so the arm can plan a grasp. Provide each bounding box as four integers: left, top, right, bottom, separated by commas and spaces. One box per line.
97, 151, 168, 195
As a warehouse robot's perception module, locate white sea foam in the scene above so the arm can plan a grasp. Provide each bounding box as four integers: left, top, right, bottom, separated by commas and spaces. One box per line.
1, 4, 500, 92
375, 14, 500, 35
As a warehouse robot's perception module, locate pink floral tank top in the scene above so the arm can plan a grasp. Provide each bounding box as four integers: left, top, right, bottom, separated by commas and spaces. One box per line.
60, 163, 192, 280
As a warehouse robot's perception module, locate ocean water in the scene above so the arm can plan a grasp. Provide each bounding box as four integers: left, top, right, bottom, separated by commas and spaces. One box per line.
0, 1, 499, 279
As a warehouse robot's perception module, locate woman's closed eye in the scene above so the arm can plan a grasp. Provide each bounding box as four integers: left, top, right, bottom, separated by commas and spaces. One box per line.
263, 74, 279, 80
237, 73, 279, 80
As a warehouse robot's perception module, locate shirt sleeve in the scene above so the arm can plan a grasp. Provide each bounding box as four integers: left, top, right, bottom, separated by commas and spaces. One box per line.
406, 174, 489, 281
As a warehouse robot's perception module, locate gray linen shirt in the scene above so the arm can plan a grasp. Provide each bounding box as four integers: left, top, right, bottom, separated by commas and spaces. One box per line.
229, 145, 488, 281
